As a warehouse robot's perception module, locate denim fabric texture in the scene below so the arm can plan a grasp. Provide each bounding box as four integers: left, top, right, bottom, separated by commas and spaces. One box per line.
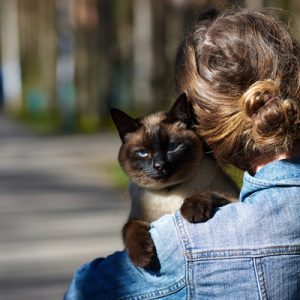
64, 158, 300, 300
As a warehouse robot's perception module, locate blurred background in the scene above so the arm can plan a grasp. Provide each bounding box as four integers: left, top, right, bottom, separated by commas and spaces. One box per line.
0, 0, 299, 299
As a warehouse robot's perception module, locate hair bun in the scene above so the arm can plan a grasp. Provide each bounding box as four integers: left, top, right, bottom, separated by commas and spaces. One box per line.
242, 80, 300, 152
242, 80, 280, 119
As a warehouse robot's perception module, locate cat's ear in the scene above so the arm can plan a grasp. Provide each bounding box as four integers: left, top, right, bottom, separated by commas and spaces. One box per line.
111, 108, 140, 142
167, 93, 196, 127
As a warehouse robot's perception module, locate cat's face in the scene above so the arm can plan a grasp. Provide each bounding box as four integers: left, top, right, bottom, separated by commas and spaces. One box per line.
111, 94, 204, 189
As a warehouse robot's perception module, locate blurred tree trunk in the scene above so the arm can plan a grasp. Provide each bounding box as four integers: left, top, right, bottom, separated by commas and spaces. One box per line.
245, 0, 264, 8
291, 0, 300, 41
151, 1, 183, 110
73, 0, 102, 129
0, 0, 22, 112
97, 0, 133, 117
56, 0, 76, 131
18, 0, 57, 117
132, 0, 153, 111
74, 0, 134, 128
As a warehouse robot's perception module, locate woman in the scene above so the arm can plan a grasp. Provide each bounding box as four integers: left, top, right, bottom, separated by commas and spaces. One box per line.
65, 9, 300, 299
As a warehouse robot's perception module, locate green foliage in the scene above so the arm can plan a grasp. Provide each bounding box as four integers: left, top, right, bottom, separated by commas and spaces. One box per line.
104, 163, 129, 189
224, 165, 244, 189
77, 116, 100, 133
17, 110, 60, 134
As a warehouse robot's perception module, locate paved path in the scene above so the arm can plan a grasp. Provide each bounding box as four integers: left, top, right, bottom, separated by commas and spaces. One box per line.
0, 115, 130, 300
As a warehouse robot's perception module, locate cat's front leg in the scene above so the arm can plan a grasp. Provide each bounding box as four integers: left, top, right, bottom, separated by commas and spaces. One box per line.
180, 192, 235, 223
122, 219, 160, 270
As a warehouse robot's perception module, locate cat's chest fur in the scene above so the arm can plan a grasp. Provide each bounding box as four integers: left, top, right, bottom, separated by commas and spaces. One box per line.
129, 182, 186, 223
128, 156, 238, 223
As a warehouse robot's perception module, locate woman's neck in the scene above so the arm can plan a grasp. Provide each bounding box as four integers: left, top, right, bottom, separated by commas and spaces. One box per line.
254, 153, 290, 173
253, 143, 300, 173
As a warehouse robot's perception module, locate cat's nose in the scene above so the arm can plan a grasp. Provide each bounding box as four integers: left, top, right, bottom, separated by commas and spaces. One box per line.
153, 161, 165, 171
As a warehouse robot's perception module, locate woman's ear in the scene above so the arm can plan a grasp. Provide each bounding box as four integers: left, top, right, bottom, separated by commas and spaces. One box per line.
110, 108, 140, 143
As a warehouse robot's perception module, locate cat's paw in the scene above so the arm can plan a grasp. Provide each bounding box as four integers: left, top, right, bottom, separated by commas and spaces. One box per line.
129, 236, 159, 270
180, 192, 233, 223
122, 219, 160, 270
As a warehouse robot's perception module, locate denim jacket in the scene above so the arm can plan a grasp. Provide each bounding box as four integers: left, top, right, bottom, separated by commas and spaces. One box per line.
64, 158, 300, 300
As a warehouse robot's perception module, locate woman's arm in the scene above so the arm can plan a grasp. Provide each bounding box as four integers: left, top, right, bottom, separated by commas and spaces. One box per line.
64, 214, 186, 300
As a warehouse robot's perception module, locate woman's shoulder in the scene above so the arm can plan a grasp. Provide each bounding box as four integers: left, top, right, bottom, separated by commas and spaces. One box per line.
174, 183, 300, 257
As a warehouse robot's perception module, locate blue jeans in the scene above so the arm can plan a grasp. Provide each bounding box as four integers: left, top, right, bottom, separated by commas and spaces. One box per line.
65, 158, 300, 299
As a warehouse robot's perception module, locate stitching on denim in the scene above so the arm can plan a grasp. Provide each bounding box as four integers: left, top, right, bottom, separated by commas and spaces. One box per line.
174, 212, 188, 255
186, 261, 195, 300
253, 258, 268, 300
118, 277, 186, 300
185, 245, 300, 261
257, 258, 268, 300
174, 214, 189, 300
174, 211, 190, 251
244, 172, 300, 187
253, 258, 263, 300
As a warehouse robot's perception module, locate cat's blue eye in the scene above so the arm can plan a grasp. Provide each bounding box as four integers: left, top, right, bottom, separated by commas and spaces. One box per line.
168, 142, 180, 152
136, 150, 149, 158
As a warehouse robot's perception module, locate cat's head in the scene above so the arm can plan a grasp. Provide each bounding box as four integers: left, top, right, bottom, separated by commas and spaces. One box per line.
111, 94, 204, 189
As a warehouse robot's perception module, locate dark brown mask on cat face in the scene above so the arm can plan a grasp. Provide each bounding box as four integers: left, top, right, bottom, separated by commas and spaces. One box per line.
111, 94, 203, 189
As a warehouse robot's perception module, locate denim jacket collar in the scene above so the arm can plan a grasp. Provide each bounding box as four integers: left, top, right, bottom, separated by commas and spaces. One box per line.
240, 157, 300, 202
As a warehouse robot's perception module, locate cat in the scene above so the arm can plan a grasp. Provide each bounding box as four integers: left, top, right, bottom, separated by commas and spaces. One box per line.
111, 94, 239, 269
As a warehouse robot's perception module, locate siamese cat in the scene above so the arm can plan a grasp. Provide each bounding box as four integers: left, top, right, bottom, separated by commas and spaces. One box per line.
111, 94, 238, 269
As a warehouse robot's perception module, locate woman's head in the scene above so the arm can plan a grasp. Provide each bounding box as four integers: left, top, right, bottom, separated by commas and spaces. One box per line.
175, 9, 300, 170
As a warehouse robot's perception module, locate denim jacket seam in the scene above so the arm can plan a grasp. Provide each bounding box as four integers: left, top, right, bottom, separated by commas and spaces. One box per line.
117, 277, 187, 300
186, 261, 195, 300
253, 257, 268, 300
184, 245, 300, 261
173, 213, 192, 300
244, 173, 300, 187
175, 212, 197, 299
175, 211, 191, 251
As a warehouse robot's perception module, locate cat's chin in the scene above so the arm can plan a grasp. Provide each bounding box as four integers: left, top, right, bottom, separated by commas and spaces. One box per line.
132, 177, 187, 190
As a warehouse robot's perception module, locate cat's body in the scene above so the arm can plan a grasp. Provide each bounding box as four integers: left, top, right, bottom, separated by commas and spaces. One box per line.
111, 94, 238, 269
